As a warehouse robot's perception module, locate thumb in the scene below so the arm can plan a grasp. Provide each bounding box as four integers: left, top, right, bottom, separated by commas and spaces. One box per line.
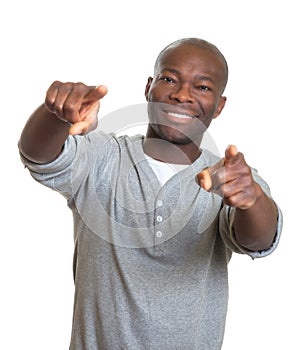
197, 158, 225, 191
197, 168, 213, 191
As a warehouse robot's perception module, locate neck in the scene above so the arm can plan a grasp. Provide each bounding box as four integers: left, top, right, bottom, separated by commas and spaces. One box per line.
143, 134, 202, 165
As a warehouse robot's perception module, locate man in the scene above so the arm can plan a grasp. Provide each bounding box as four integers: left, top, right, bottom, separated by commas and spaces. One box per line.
18, 38, 282, 349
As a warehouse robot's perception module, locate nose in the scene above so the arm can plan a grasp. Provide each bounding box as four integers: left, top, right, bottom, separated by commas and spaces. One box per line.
169, 83, 194, 103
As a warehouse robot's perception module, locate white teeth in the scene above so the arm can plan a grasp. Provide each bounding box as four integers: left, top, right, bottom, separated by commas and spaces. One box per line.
169, 112, 193, 119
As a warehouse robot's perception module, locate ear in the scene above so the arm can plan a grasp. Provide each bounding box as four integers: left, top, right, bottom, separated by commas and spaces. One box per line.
213, 96, 227, 119
145, 77, 153, 101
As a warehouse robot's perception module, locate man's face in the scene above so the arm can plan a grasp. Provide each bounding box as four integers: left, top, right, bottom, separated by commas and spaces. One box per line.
145, 44, 227, 145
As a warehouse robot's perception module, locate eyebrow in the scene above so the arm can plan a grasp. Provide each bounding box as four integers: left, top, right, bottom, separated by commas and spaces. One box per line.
162, 68, 216, 84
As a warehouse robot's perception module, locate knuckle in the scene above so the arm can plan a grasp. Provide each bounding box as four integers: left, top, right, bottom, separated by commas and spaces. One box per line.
72, 82, 88, 94
47, 80, 62, 92
211, 169, 225, 189
44, 95, 54, 109
63, 101, 76, 114
55, 104, 66, 120
76, 82, 87, 89
225, 197, 237, 207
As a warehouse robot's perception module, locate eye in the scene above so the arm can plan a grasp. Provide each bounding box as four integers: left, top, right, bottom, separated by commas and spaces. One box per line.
195, 85, 212, 91
160, 76, 176, 84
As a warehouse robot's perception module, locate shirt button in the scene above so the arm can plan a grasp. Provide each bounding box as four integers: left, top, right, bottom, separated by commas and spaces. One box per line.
156, 231, 163, 238
156, 215, 163, 222
156, 200, 163, 207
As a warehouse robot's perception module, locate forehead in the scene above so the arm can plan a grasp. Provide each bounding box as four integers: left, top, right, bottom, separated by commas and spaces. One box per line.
156, 44, 225, 78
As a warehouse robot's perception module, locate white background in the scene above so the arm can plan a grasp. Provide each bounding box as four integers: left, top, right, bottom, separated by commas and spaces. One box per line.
1, 0, 297, 349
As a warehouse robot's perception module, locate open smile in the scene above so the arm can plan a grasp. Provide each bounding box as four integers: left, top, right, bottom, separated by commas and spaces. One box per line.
167, 112, 195, 120
162, 107, 199, 123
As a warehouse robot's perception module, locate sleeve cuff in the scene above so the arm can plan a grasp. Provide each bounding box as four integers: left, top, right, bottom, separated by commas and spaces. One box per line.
227, 205, 283, 259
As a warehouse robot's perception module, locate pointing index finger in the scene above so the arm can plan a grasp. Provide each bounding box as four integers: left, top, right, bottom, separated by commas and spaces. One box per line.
86, 85, 108, 101
224, 145, 239, 166
225, 144, 238, 159
79, 85, 108, 117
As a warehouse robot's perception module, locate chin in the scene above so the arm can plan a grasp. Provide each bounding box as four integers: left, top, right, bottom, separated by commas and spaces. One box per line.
153, 124, 195, 145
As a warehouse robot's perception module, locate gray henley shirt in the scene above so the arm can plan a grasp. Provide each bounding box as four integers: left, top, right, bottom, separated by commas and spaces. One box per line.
20, 131, 282, 350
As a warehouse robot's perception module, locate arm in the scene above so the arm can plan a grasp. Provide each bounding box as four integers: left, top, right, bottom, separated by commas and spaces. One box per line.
233, 183, 278, 251
197, 145, 278, 251
18, 81, 108, 164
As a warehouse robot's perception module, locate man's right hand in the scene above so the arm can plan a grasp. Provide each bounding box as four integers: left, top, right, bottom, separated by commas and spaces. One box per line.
45, 81, 108, 135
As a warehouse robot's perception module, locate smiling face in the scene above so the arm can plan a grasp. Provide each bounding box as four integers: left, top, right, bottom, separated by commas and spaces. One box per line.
145, 42, 227, 147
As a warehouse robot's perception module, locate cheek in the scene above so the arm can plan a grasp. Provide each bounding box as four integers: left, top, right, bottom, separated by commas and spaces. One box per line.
147, 83, 167, 103
148, 89, 157, 103
148, 93, 154, 103
198, 106, 218, 129
203, 99, 221, 119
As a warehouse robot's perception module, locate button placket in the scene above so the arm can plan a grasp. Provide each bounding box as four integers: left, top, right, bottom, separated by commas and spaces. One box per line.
154, 197, 164, 242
